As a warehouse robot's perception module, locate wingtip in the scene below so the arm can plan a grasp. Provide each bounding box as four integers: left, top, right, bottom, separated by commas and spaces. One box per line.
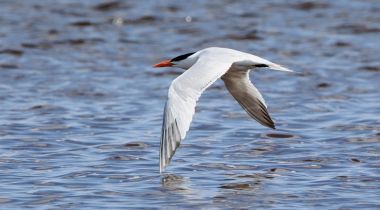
159, 164, 165, 173
159, 159, 165, 173
268, 122, 276, 129
159, 154, 170, 173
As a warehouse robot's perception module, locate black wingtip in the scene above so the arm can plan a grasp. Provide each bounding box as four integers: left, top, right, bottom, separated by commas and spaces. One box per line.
266, 122, 276, 129
254, 64, 269, 68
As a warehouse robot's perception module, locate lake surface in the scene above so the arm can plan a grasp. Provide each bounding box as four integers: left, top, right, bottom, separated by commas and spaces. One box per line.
0, 0, 379, 209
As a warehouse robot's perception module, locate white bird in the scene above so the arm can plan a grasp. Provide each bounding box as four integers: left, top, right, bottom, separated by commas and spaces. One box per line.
153, 47, 293, 172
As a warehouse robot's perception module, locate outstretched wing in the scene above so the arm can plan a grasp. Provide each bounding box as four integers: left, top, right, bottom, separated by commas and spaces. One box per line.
160, 57, 232, 172
222, 69, 275, 129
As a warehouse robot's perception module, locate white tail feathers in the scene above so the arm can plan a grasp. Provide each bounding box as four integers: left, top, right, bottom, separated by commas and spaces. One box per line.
268, 63, 294, 72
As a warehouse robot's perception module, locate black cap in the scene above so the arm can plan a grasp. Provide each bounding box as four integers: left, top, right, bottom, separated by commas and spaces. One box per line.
170, 52, 195, 62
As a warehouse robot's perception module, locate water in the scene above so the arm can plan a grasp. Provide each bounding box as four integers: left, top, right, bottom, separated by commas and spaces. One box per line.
0, 0, 379, 209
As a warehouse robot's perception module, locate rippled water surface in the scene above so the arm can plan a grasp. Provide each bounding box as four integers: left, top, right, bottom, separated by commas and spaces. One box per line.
0, 0, 379, 209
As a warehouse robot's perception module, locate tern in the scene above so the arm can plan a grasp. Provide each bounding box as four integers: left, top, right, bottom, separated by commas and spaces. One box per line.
154, 47, 293, 172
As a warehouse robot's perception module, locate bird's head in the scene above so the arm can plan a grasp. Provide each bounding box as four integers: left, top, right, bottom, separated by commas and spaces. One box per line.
153, 52, 197, 70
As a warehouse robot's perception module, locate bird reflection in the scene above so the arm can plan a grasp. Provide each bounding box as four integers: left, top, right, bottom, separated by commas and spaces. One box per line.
161, 173, 187, 190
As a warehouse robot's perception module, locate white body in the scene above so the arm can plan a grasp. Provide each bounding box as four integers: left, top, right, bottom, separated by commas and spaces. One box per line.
160, 47, 292, 172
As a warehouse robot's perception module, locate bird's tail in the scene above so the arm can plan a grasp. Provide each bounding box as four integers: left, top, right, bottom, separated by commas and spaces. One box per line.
267, 62, 294, 72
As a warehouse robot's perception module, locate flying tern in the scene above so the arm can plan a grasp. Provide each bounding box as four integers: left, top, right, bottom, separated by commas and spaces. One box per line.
154, 47, 293, 172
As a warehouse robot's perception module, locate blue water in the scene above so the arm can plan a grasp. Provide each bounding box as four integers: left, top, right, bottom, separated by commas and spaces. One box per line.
0, 0, 379, 209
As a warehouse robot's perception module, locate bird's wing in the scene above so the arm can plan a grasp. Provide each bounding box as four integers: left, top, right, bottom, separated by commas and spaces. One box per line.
160, 57, 232, 172
222, 68, 275, 129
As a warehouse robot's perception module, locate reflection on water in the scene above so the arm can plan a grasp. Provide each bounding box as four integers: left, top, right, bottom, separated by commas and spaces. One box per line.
0, 0, 379, 209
